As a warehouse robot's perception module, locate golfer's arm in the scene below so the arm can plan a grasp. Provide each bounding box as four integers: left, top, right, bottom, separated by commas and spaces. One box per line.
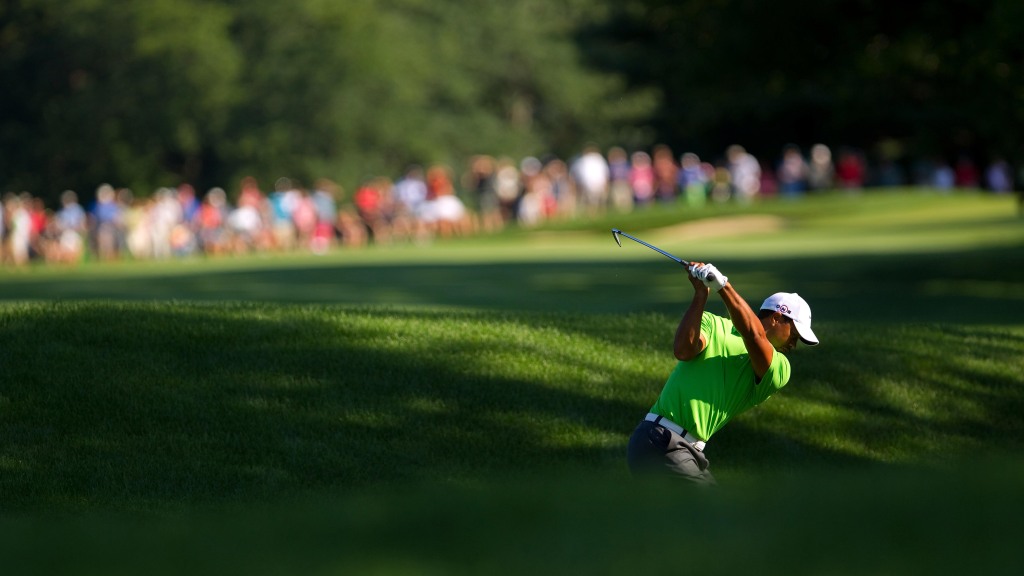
674, 287, 709, 360
717, 283, 774, 378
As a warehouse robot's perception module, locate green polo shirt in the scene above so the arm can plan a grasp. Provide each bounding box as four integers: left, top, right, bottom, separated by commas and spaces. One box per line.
650, 311, 791, 442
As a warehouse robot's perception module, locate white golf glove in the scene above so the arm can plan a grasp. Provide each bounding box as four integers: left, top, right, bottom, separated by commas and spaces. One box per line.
690, 263, 729, 292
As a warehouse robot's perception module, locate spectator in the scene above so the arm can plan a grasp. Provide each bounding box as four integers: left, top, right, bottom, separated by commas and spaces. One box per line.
777, 145, 809, 197
518, 155, 544, 221
336, 205, 369, 248
151, 187, 183, 259
4, 193, 32, 266
727, 145, 761, 203
91, 183, 123, 261
678, 152, 707, 208
709, 162, 732, 203
175, 185, 202, 257
312, 178, 341, 254
518, 161, 558, 228
517, 171, 549, 227
238, 176, 264, 211
420, 164, 471, 238
985, 157, 1013, 193
932, 159, 956, 191
607, 146, 633, 213
807, 144, 835, 191
196, 187, 230, 256
911, 157, 935, 187
543, 158, 575, 221
652, 144, 679, 203
268, 177, 299, 251
55, 190, 86, 237
292, 188, 319, 251
628, 151, 655, 207
494, 157, 522, 225
874, 158, 907, 187
226, 186, 268, 253
123, 192, 153, 260
571, 145, 610, 215
394, 166, 430, 224
759, 160, 779, 199
509, 156, 553, 225
354, 177, 395, 244
178, 183, 200, 226
835, 148, 866, 191
53, 190, 87, 264
28, 195, 49, 260
954, 155, 979, 189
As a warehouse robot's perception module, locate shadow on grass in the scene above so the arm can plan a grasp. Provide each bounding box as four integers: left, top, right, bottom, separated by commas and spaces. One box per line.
0, 303, 882, 514
720, 319, 1024, 469
1, 243, 1022, 512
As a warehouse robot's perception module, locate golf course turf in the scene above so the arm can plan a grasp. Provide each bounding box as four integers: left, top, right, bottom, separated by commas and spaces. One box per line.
1, 190, 1022, 574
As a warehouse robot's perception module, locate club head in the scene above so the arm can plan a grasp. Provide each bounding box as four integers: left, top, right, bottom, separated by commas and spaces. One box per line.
611, 228, 622, 247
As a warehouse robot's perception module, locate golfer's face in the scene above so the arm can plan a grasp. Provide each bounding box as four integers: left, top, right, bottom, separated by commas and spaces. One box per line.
768, 315, 800, 353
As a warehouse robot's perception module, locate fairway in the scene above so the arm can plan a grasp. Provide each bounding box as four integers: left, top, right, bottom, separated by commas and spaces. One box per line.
1, 191, 1023, 574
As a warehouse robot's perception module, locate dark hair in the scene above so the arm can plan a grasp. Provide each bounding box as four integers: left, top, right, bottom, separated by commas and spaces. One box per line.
758, 308, 790, 321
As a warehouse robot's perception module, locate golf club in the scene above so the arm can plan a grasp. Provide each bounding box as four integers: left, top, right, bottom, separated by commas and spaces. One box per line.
610, 227, 692, 266
611, 228, 719, 282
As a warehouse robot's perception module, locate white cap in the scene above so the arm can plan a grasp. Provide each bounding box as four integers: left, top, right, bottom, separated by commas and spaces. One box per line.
760, 292, 818, 346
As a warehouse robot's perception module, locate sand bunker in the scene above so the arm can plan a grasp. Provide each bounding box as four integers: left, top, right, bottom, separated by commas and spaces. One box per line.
645, 214, 786, 241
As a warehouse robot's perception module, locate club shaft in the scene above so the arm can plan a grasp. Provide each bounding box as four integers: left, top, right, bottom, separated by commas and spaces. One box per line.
613, 230, 689, 266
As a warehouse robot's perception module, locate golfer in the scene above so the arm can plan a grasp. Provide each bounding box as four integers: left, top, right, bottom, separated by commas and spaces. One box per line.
626, 262, 818, 483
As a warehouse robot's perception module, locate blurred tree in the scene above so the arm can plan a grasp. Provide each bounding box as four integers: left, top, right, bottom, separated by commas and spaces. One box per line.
0, 0, 240, 201
222, 0, 655, 192
587, 0, 1024, 165
2, 0, 1022, 202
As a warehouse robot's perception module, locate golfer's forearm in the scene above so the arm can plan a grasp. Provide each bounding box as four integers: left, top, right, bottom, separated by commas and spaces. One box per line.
718, 283, 773, 374
718, 284, 760, 336
674, 288, 709, 360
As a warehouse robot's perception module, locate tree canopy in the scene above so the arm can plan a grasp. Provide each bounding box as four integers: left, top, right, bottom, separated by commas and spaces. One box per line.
2, 0, 1021, 203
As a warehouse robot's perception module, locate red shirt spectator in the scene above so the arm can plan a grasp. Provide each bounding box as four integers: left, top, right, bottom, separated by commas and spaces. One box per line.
954, 156, 979, 188
29, 197, 49, 237
836, 150, 865, 189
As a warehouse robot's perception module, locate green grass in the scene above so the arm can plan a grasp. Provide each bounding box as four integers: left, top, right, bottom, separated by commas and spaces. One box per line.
1, 190, 1023, 574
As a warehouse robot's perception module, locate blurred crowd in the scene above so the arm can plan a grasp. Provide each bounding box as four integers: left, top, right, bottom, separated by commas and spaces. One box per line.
2, 143, 1021, 267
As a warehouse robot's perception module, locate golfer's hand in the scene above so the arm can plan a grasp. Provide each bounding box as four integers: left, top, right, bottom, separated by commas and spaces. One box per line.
687, 261, 709, 292
689, 262, 729, 292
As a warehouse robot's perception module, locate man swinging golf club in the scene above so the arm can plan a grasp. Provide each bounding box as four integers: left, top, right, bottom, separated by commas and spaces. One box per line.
626, 259, 819, 483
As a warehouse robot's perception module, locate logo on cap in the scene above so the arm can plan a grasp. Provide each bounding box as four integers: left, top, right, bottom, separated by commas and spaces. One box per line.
776, 304, 791, 315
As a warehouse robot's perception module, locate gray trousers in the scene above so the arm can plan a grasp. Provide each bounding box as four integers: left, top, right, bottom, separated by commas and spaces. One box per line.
627, 420, 716, 484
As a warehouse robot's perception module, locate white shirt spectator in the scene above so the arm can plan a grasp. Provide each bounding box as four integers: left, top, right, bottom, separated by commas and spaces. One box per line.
571, 148, 610, 204
394, 172, 428, 214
